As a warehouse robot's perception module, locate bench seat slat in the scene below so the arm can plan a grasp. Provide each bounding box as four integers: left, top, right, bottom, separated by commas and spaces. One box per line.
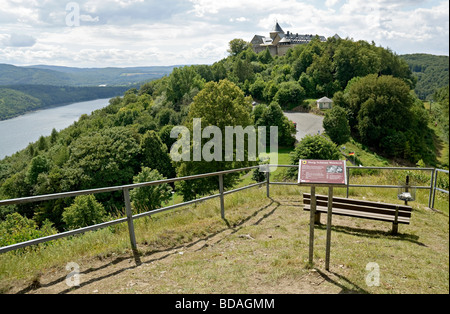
304, 205, 410, 224
303, 199, 411, 218
303, 193, 412, 212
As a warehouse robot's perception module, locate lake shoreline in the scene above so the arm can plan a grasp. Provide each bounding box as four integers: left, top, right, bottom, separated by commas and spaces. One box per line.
0, 96, 117, 122
0, 98, 112, 159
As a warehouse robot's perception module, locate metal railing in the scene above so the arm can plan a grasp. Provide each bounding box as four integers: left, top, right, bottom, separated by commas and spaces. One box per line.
266, 165, 439, 208
431, 168, 449, 209
0, 166, 263, 254
0, 164, 448, 254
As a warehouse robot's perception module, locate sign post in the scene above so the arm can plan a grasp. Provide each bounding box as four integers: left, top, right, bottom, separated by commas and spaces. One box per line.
298, 160, 347, 270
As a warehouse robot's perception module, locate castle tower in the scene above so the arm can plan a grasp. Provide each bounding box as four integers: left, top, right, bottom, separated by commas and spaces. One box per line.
270, 21, 285, 39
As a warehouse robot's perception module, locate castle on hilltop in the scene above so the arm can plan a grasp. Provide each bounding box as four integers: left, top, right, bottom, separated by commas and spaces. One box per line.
251, 22, 334, 56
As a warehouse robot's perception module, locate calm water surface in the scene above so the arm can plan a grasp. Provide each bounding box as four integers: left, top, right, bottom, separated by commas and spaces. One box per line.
0, 98, 111, 159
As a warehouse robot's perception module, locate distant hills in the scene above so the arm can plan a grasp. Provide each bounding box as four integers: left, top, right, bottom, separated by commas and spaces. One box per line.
0, 63, 177, 120
0, 64, 177, 86
400, 53, 449, 100
0, 85, 131, 120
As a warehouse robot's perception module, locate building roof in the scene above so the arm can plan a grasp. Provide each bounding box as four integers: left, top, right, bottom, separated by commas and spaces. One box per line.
252, 23, 327, 51
271, 22, 284, 33
284, 32, 326, 43
317, 96, 333, 103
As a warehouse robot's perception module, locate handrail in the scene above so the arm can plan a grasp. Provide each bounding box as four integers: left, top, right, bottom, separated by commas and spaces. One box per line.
265, 164, 437, 207
0, 166, 261, 254
0, 164, 447, 254
0, 166, 259, 207
431, 168, 449, 209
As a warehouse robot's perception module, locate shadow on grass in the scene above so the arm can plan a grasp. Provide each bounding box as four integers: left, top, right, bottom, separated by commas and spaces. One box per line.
16, 198, 281, 294
315, 224, 425, 246
315, 269, 370, 294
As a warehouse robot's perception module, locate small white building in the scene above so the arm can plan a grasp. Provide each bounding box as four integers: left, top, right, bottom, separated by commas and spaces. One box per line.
316, 96, 333, 109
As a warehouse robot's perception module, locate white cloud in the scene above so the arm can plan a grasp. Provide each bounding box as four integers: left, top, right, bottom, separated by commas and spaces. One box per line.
2, 34, 37, 47
0, 0, 448, 67
80, 14, 100, 23
325, 0, 340, 7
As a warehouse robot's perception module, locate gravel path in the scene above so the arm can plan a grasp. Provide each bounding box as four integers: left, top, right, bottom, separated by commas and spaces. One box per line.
284, 112, 324, 142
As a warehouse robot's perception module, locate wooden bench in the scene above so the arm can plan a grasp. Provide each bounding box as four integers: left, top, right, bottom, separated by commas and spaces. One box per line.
303, 193, 412, 235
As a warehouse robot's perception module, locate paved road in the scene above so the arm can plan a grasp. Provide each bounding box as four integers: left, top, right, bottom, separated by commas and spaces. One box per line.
284, 112, 324, 142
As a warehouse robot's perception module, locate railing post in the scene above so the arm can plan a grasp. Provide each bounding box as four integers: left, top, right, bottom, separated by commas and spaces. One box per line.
219, 174, 225, 219
123, 188, 137, 252
346, 167, 350, 198
266, 170, 270, 198
428, 168, 436, 208
431, 169, 437, 209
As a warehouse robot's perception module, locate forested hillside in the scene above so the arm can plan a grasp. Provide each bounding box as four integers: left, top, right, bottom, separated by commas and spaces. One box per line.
0, 85, 129, 120
0, 64, 176, 119
0, 88, 42, 120
0, 64, 177, 86
0, 36, 445, 238
400, 53, 449, 100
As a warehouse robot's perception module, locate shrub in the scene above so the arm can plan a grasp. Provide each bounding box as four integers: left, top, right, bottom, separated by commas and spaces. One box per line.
323, 106, 351, 145
62, 195, 107, 230
129, 167, 172, 213
0, 212, 57, 248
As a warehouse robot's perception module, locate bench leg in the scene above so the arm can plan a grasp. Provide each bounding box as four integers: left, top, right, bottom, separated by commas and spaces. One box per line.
392, 223, 398, 235
392, 205, 399, 235
314, 212, 321, 225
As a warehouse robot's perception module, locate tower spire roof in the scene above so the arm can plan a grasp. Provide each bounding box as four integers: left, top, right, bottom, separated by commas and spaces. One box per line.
271, 21, 284, 33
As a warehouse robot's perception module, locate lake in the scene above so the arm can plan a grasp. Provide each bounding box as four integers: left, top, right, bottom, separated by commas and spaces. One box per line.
0, 98, 111, 159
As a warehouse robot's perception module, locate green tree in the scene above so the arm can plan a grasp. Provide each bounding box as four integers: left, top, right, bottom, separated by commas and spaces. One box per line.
339, 74, 434, 163
273, 81, 305, 109
26, 155, 51, 186
228, 39, 249, 56
50, 128, 59, 144
255, 102, 296, 147
258, 48, 273, 64
166, 66, 205, 110
159, 124, 177, 152
249, 77, 266, 101
175, 79, 253, 200
62, 195, 106, 229
140, 130, 176, 179
62, 127, 141, 191
37, 135, 48, 151
263, 80, 279, 103
129, 167, 172, 213
353, 75, 415, 146
233, 58, 254, 83
434, 85, 449, 142
323, 106, 351, 145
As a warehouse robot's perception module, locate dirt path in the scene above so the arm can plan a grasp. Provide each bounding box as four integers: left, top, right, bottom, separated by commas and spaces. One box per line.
11, 197, 349, 294
283, 112, 324, 141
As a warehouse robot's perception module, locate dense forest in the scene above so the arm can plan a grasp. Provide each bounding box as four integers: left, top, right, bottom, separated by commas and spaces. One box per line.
0, 36, 448, 239
0, 85, 129, 120
0, 64, 177, 120
400, 53, 449, 100
0, 64, 177, 86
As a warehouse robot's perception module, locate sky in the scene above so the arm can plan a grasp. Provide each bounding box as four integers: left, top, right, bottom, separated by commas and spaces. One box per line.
0, 0, 448, 68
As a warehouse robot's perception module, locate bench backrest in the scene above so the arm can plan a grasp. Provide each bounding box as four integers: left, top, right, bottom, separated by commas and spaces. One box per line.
303, 193, 412, 219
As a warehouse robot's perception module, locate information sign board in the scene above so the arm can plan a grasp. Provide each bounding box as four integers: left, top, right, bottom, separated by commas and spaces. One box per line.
298, 160, 347, 186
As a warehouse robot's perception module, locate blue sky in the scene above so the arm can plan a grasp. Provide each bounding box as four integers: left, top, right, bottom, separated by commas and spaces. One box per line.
0, 0, 448, 67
